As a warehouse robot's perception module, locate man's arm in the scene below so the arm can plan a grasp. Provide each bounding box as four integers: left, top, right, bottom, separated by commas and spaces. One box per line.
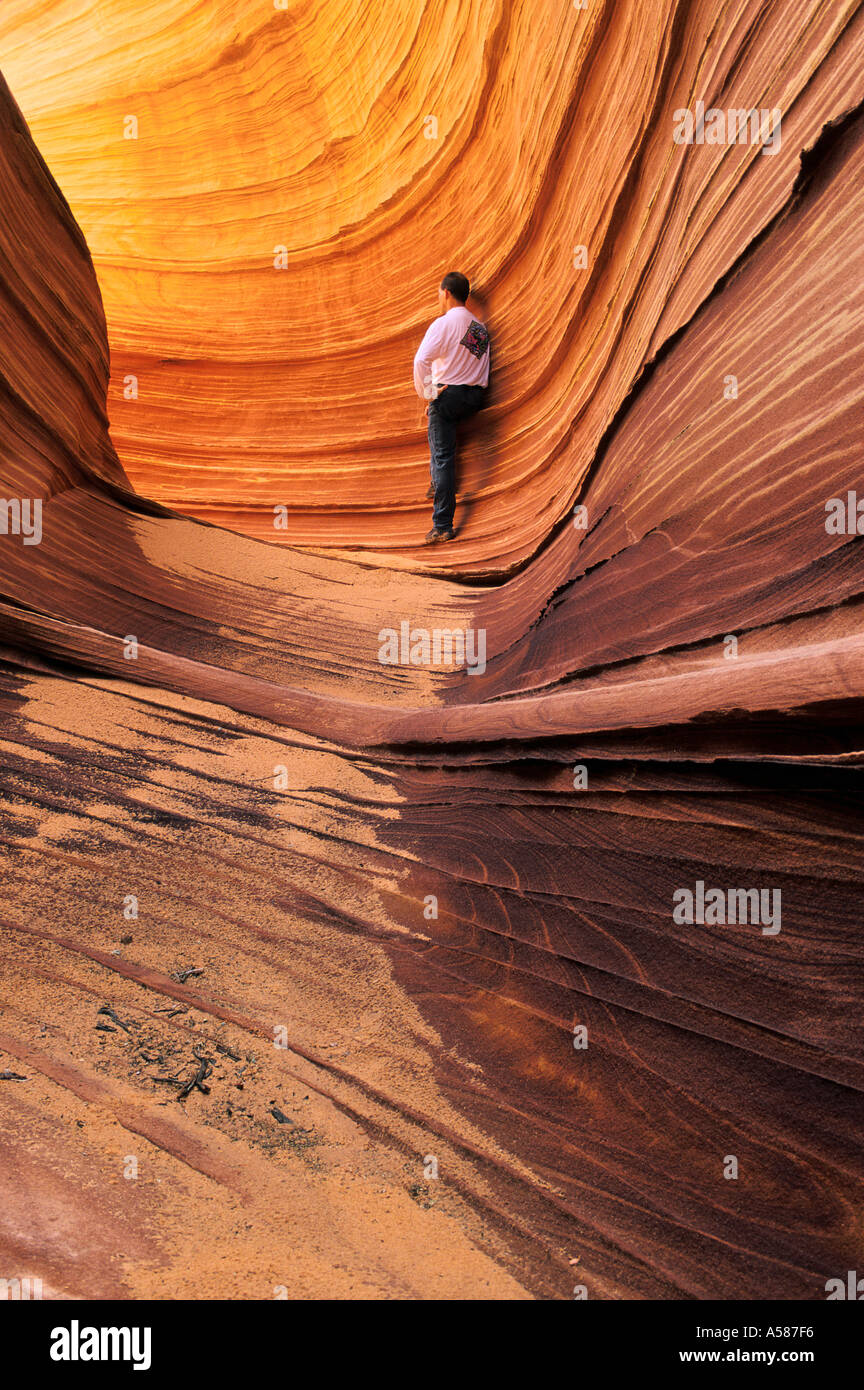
413, 318, 445, 399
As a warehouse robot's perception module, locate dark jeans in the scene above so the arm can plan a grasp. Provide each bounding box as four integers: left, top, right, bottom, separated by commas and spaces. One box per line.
428, 384, 486, 531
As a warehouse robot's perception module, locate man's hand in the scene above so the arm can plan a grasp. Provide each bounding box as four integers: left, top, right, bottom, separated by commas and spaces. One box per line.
420, 382, 445, 422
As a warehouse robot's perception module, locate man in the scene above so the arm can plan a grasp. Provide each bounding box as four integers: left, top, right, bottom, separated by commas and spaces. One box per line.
413, 271, 490, 542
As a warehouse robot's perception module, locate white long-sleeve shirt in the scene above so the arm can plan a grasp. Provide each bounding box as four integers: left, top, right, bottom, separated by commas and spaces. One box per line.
413, 306, 491, 399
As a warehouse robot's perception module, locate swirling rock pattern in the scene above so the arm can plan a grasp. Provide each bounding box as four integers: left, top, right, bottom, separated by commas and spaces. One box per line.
0, 0, 863, 1300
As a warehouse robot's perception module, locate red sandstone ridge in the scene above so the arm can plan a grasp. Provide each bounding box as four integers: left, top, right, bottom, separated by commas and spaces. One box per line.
1, 2, 864, 1303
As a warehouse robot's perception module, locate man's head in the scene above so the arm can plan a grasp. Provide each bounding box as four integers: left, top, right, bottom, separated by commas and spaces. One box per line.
438, 271, 470, 314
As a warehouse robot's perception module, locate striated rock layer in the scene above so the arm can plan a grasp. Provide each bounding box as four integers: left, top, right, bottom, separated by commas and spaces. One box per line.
0, 0, 860, 565
1, 1, 864, 1300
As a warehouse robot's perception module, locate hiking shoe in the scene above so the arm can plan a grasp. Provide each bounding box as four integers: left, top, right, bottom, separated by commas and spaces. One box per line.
425, 527, 455, 544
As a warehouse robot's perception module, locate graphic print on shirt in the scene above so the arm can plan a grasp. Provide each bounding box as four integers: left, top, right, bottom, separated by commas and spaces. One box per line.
459, 319, 490, 359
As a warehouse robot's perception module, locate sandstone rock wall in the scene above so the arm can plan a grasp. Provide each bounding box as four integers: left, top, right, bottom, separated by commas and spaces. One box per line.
0, 1, 863, 1300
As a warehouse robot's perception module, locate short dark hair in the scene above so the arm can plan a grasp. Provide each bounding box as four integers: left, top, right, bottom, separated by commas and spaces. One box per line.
440, 271, 469, 303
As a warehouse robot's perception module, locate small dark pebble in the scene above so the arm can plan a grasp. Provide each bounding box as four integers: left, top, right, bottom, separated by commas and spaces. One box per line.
270, 1107, 311, 1132
97, 1006, 130, 1032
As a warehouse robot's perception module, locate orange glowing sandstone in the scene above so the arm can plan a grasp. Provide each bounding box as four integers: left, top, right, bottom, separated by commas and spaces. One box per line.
0, 0, 863, 1303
